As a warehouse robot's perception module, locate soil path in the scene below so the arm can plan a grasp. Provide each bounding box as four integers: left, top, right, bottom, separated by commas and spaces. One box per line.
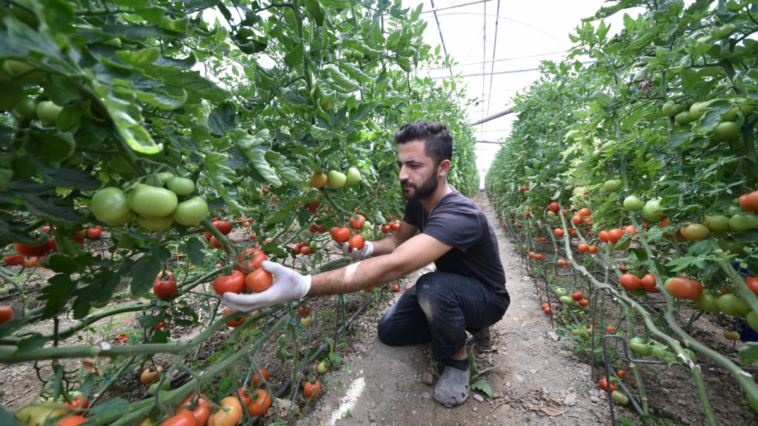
296, 193, 614, 426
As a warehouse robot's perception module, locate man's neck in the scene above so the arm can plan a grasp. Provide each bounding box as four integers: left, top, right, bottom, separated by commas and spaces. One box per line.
420, 180, 451, 214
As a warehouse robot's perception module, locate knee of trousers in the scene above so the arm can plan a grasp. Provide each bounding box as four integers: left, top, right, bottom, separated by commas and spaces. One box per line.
416, 272, 448, 318
376, 315, 394, 346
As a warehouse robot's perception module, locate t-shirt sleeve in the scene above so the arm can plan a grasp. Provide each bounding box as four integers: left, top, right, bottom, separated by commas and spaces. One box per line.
422, 207, 481, 252
402, 200, 419, 226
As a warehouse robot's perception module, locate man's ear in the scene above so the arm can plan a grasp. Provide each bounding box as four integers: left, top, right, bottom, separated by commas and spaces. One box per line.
438, 159, 451, 177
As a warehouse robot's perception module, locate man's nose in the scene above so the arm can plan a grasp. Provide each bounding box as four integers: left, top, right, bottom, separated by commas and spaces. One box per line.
398, 165, 409, 181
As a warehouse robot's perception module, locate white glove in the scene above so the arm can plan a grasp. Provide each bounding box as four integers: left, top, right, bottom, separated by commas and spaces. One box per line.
222, 261, 311, 312
341, 240, 373, 260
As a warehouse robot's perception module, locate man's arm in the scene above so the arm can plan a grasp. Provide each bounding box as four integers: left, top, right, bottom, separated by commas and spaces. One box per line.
308, 232, 451, 296
369, 220, 418, 256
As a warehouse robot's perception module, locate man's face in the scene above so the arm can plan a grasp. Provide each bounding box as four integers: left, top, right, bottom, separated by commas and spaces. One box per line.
397, 141, 439, 201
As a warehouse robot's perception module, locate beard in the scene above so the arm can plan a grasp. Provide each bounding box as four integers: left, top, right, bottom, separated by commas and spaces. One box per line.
401, 171, 439, 201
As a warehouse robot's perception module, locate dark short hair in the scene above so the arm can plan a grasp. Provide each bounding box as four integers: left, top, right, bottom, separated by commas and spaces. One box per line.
394, 122, 453, 167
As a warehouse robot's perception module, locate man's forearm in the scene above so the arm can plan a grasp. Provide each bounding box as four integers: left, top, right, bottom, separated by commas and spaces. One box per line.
307, 255, 401, 296
370, 234, 404, 256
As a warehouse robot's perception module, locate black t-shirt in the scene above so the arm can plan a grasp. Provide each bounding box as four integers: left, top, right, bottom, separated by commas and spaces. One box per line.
402, 186, 508, 301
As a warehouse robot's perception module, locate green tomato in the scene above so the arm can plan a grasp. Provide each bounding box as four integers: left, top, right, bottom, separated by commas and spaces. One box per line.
652, 346, 676, 363
353, 51, 365, 60
310, 241, 317, 251
732, 296, 753, 316
300, 316, 314, 327
747, 311, 758, 333
0, 287, 9, 295
362, 221, 372, 230
690, 100, 715, 120
592, 151, 602, 161
695, 291, 721, 313
711, 121, 739, 142
36, 101, 62, 127
328, 170, 347, 188
172, 197, 208, 226
623, 195, 644, 212
662, 100, 682, 117
717, 294, 745, 318
346, 167, 362, 184
359, 290, 366, 297
559, 296, 574, 305
571, 328, 588, 337
148, 380, 171, 395
703, 215, 731, 233
611, 391, 629, 405
156, 172, 174, 183
15, 402, 69, 426
546, 210, 556, 217
714, 23, 737, 39
167, 177, 195, 196
674, 111, 696, 125
642, 198, 666, 222
91, 187, 137, 225
128, 184, 178, 219
103, 37, 122, 47
603, 179, 623, 192
15, 97, 37, 120
718, 238, 746, 254
729, 213, 758, 232
3, 59, 48, 84
629, 337, 652, 356
137, 215, 174, 231
555, 288, 568, 297
317, 362, 328, 374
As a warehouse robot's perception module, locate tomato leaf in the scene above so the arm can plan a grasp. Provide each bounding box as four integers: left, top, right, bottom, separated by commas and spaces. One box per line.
87, 397, 131, 422
38, 274, 78, 319
208, 102, 237, 138
137, 315, 165, 328
181, 237, 206, 266
470, 379, 493, 399
129, 254, 162, 296
740, 342, 758, 366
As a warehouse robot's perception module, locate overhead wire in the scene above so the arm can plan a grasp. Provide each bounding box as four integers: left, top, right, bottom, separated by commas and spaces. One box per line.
429, 0, 462, 106
423, 12, 569, 48
484, 0, 501, 136
481, 0, 487, 121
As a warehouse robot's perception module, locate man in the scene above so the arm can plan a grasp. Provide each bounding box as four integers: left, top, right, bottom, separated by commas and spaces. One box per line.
223, 122, 510, 407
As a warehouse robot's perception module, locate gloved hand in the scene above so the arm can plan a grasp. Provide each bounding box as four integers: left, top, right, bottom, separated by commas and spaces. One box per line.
338, 240, 373, 260
222, 261, 311, 311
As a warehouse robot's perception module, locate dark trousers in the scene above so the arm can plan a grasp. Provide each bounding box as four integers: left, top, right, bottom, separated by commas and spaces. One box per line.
377, 272, 510, 359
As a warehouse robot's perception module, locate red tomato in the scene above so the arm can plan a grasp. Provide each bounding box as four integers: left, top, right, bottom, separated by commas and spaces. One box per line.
3, 255, 23, 266
600, 377, 618, 392
203, 232, 212, 240
608, 229, 625, 244
547, 202, 559, 213
0, 306, 13, 325
390, 223, 400, 231
213, 270, 246, 296
392, 284, 399, 292
213, 221, 233, 235
641, 274, 658, 293
262, 188, 269, 194
746, 277, 758, 295
162, 410, 197, 426
349, 216, 365, 230
41, 226, 50, 232
571, 292, 583, 301
247, 390, 272, 416
224, 308, 247, 327
578, 208, 591, 217
666, 278, 703, 300
554, 228, 564, 237
572, 215, 582, 226
330, 227, 351, 243
534, 253, 543, 260
620, 274, 641, 291
578, 299, 589, 307
117, 333, 128, 343
578, 244, 589, 253
153, 280, 177, 298
739, 191, 758, 212
618, 370, 626, 379
606, 327, 615, 333
87, 228, 102, 239
210, 236, 223, 249
253, 369, 269, 387
55, 416, 87, 426
299, 306, 311, 316
598, 231, 609, 243
155, 322, 165, 330
22, 257, 38, 268
245, 269, 273, 293
292, 244, 301, 255
624, 225, 637, 236
235, 386, 252, 407
175, 394, 212, 426
64, 396, 89, 412
304, 380, 321, 399
301, 246, 312, 255
208, 397, 242, 426
348, 234, 365, 251
544, 307, 551, 314
15, 242, 49, 257
588, 245, 598, 254
381, 225, 391, 234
